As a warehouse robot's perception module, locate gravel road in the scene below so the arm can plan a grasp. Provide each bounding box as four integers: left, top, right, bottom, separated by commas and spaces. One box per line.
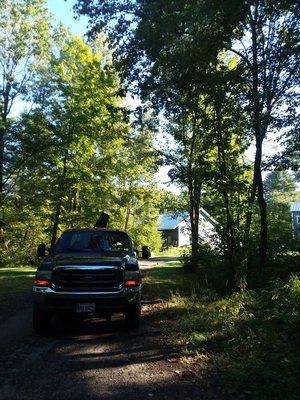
0, 258, 218, 400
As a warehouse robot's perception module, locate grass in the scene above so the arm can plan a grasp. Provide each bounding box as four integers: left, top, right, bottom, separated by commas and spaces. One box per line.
143, 261, 194, 299
0, 266, 36, 318
143, 263, 300, 400
154, 246, 188, 257
0, 266, 36, 297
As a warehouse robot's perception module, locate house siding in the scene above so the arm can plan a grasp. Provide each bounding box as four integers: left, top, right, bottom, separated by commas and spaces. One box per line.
178, 221, 190, 247
160, 228, 179, 246
158, 211, 217, 248
292, 211, 300, 238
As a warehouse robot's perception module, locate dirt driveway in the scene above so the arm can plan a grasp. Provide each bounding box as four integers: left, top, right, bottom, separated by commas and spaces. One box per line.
0, 258, 215, 400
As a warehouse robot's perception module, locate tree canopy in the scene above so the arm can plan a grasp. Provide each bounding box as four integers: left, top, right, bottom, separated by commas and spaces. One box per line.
74, 0, 300, 277
0, 4, 163, 265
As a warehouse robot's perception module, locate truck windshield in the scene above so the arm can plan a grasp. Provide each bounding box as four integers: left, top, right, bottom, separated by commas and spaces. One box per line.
55, 231, 132, 254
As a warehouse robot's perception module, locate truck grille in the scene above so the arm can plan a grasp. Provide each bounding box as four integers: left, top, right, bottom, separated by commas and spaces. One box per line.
52, 267, 123, 292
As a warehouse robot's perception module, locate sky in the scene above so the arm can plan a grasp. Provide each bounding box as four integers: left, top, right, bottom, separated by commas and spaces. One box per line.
46, 0, 89, 36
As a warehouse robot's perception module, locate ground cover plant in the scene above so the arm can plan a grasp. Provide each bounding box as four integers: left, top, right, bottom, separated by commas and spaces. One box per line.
0, 267, 35, 298
0, 267, 35, 323
143, 262, 300, 400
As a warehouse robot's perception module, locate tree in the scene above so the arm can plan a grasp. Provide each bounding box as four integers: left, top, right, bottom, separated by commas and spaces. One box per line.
0, 0, 51, 211
75, 0, 300, 270
264, 170, 299, 253
107, 108, 163, 251
28, 31, 127, 246
161, 106, 214, 264
230, 1, 300, 268
2, 30, 163, 264
265, 170, 296, 202
74, 0, 247, 266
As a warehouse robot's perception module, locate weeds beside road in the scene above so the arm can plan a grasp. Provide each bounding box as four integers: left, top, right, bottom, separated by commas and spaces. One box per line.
0, 267, 35, 296
143, 262, 300, 400
0, 267, 35, 324
0, 261, 299, 400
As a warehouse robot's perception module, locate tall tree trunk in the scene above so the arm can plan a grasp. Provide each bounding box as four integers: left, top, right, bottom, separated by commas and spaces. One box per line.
242, 142, 268, 269
0, 116, 7, 246
0, 125, 4, 207
189, 205, 199, 262
50, 146, 69, 247
124, 202, 131, 232
186, 115, 201, 267
242, 174, 257, 253
215, 104, 235, 260
224, 191, 234, 259
236, 193, 240, 231
188, 175, 201, 268
0, 126, 4, 245
255, 137, 268, 268
0, 79, 12, 247
250, 5, 268, 268
0, 80, 11, 207
51, 200, 62, 248
70, 191, 79, 212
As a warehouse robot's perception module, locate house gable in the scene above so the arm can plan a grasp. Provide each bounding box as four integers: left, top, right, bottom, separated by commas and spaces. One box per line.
158, 213, 188, 231
159, 211, 217, 247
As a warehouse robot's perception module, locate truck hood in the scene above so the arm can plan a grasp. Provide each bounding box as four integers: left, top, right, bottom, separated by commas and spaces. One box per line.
40, 253, 139, 271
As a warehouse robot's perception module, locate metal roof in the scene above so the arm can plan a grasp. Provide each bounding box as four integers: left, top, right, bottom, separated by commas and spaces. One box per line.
290, 202, 300, 212
199, 208, 218, 226
158, 213, 189, 230
158, 209, 217, 230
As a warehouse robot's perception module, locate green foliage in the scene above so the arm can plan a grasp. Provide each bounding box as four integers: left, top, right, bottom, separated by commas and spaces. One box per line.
173, 279, 300, 399
155, 246, 187, 257
144, 264, 300, 400
269, 274, 300, 313
76, 0, 300, 275
0, 0, 52, 206
0, 266, 35, 322
265, 171, 300, 254
0, 0, 51, 89
0, 267, 35, 297
0, 7, 163, 264
1, 207, 48, 267
158, 191, 188, 215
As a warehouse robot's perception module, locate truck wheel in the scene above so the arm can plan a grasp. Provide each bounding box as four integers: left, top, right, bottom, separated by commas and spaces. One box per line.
141, 246, 151, 259
32, 306, 52, 335
125, 303, 141, 329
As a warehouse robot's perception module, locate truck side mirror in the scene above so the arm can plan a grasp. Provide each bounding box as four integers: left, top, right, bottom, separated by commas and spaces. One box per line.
37, 243, 46, 258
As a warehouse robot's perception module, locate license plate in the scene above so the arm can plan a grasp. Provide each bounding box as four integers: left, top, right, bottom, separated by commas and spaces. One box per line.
76, 303, 95, 313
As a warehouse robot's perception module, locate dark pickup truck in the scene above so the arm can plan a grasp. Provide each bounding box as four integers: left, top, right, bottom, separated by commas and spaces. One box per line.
33, 228, 141, 334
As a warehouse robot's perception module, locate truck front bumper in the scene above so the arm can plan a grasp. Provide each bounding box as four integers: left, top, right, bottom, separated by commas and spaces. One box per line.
32, 286, 141, 316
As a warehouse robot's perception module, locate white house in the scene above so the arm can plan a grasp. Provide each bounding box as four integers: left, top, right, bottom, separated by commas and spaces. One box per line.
291, 202, 300, 238
158, 209, 218, 247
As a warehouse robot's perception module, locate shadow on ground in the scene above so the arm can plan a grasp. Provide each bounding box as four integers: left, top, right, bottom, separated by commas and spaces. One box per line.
0, 262, 237, 400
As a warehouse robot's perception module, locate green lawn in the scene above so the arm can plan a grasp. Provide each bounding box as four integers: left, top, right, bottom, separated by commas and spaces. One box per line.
154, 246, 188, 257
143, 263, 300, 400
0, 266, 36, 322
0, 267, 36, 298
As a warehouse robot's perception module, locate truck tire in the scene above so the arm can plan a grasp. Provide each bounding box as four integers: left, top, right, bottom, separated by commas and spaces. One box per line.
32, 305, 52, 335
125, 303, 141, 329
141, 246, 151, 259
